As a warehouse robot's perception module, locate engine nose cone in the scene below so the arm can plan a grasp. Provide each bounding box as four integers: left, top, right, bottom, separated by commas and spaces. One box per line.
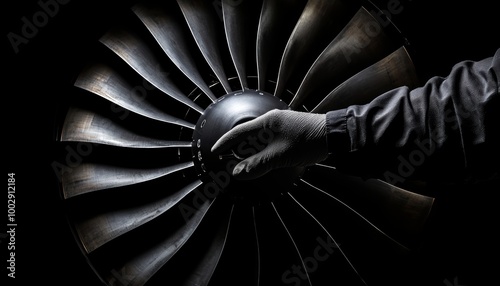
192, 89, 303, 203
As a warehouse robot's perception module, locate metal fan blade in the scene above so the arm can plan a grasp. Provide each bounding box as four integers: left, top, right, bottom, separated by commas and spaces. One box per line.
290, 7, 395, 109
312, 46, 419, 113
75, 63, 195, 129
61, 107, 192, 149
76, 180, 203, 253
110, 198, 214, 286
287, 193, 368, 285
222, 0, 249, 89
274, 0, 352, 98
300, 178, 410, 250
271, 202, 312, 286
99, 28, 204, 113
132, 3, 217, 102
177, 0, 232, 93
252, 207, 261, 285
207, 205, 261, 286
306, 164, 435, 239
256, 0, 307, 91
254, 203, 312, 284
62, 161, 194, 199
180, 204, 234, 286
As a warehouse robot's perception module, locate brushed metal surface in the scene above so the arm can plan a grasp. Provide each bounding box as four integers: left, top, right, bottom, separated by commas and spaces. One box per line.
256, 0, 306, 90
274, 0, 351, 98
62, 161, 194, 198
177, 0, 232, 93
106, 198, 214, 286
75, 63, 196, 129
222, 0, 249, 89
61, 107, 192, 149
133, 2, 217, 103
76, 180, 203, 253
178, 204, 233, 286
100, 28, 204, 113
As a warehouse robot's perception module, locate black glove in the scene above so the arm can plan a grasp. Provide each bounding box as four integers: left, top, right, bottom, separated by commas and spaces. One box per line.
211, 109, 329, 179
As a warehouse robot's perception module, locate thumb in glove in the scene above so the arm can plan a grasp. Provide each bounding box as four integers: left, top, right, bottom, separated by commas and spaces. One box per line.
211, 109, 328, 180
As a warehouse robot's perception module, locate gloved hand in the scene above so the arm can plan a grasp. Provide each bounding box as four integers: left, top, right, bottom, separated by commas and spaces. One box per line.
211, 109, 329, 180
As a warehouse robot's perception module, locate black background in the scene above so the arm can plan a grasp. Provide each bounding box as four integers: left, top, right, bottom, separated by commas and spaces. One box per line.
3, 0, 499, 285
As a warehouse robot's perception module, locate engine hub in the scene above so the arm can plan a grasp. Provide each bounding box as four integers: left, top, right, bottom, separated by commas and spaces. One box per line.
192, 89, 303, 203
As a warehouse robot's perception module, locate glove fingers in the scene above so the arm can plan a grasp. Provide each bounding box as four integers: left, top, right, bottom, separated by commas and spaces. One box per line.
211, 116, 264, 154
232, 143, 283, 180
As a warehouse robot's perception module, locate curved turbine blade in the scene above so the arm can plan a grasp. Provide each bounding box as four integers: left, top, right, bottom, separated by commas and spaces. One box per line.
256, 0, 307, 91
311, 164, 435, 237
100, 28, 204, 113
132, 3, 217, 103
312, 46, 419, 113
75, 63, 195, 129
274, 0, 352, 98
287, 193, 368, 285
290, 7, 395, 109
61, 107, 192, 149
111, 198, 215, 286
62, 161, 194, 199
301, 177, 416, 251
76, 180, 203, 253
252, 207, 261, 286
222, 0, 249, 89
180, 204, 234, 286
206, 204, 262, 286
177, 0, 232, 94
271, 202, 312, 286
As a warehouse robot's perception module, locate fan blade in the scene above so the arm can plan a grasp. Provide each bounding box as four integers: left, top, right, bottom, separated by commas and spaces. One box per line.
100, 28, 204, 113
254, 203, 310, 285
290, 7, 396, 109
256, 0, 307, 91
75, 63, 195, 129
180, 204, 234, 286
271, 202, 312, 286
310, 164, 434, 237
207, 205, 261, 286
62, 161, 194, 199
274, 0, 352, 98
177, 0, 232, 93
287, 193, 368, 285
60, 107, 192, 149
299, 178, 409, 250
312, 46, 419, 113
108, 198, 214, 286
76, 180, 203, 253
252, 207, 261, 286
132, 3, 217, 103
222, 0, 249, 89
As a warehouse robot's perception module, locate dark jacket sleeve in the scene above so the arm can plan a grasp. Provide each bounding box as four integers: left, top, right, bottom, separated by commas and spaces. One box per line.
325, 48, 500, 185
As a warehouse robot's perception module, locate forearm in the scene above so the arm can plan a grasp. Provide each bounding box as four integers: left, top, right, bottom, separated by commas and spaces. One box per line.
326, 49, 499, 184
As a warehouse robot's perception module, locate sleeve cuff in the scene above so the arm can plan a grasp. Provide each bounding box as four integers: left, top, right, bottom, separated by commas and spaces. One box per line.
326, 109, 351, 156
